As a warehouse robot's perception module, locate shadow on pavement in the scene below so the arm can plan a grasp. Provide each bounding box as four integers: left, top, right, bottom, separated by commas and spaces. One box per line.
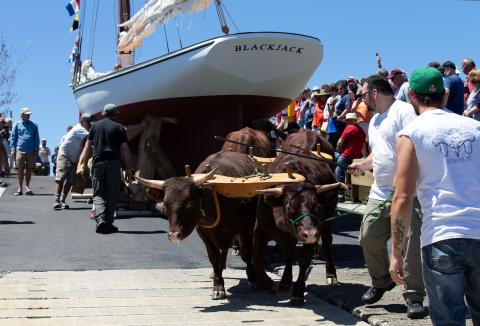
197, 278, 360, 325
0, 220, 35, 225
116, 230, 167, 235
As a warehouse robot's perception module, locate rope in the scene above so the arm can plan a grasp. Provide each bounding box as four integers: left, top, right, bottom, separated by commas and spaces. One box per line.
175, 17, 183, 48
287, 194, 391, 229
221, 0, 239, 33
88, 0, 100, 61
198, 191, 221, 229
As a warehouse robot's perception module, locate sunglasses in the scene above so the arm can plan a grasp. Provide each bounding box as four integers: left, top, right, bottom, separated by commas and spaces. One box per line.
360, 90, 371, 98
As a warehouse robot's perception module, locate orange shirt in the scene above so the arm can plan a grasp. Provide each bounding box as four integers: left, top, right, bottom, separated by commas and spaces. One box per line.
353, 100, 372, 123
312, 98, 327, 129
287, 101, 296, 123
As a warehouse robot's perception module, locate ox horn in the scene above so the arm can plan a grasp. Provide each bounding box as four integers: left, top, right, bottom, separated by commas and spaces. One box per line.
192, 168, 216, 186
315, 182, 348, 194
135, 176, 166, 190
256, 187, 284, 197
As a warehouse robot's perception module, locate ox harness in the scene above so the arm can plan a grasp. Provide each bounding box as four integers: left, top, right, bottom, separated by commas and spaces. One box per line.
198, 190, 222, 229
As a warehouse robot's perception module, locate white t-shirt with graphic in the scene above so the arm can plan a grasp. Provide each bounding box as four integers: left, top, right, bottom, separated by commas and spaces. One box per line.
400, 108, 480, 248
368, 100, 417, 200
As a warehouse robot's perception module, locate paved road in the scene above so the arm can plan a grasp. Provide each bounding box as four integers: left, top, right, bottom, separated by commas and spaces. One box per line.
0, 176, 363, 272
0, 176, 369, 325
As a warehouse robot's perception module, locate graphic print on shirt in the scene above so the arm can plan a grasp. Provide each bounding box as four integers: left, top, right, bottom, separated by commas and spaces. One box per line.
432, 127, 476, 161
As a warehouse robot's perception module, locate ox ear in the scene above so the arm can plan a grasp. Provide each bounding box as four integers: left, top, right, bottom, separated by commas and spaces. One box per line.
192, 168, 217, 186
135, 176, 165, 190
315, 182, 348, 194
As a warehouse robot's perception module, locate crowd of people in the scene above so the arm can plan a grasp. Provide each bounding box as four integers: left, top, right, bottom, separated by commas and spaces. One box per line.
269, 57, 480, 324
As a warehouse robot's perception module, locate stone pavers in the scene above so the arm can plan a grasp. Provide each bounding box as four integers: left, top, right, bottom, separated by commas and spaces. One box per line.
0, 268, 367, 325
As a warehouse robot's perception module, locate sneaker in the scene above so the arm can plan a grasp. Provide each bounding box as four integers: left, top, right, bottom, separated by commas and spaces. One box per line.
407, 300, 426, 319
95, 220, 107, 233
361, 282, 396, 305
53, 201, 62, 210
60, 202, 69, 209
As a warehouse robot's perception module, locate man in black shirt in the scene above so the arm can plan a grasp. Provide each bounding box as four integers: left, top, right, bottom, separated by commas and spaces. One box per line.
83, 103, 133, 234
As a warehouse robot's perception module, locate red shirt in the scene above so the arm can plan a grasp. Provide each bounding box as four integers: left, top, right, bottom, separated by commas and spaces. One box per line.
340, 124, 366, 159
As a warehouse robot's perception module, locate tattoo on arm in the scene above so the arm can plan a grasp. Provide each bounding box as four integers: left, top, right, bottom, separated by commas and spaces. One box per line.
392, 219, 405, 252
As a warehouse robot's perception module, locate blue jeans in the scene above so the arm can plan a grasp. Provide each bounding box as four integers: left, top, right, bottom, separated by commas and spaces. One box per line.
335, 154, 351, 196
422, 238, 480, 325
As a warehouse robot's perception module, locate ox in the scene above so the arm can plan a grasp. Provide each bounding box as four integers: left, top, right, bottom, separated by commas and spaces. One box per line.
221, 127, 277, 157
136, 151, 258, 300
282, 128, 335, 159
253, 132, 345, 305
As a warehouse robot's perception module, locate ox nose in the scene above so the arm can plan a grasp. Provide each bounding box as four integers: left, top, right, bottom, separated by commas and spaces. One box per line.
300, 229, 319, 244
168, 231, 182, 243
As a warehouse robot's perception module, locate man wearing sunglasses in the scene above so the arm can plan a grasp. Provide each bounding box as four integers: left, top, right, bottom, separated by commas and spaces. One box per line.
349, 75, 426, 319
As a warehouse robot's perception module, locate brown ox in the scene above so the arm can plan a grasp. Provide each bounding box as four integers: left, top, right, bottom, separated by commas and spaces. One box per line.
253, 133, 344, 305
282, 128, 335, 159
221, 127, 276, 157
136, 151, 257, 300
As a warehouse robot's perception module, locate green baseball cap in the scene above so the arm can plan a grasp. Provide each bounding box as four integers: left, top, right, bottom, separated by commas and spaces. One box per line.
409, 67, 445, 95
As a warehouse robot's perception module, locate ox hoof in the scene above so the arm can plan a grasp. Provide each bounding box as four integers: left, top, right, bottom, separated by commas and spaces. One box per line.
326, 276, 338, 286
290, 296, 305, 306
212, 290, 227, 300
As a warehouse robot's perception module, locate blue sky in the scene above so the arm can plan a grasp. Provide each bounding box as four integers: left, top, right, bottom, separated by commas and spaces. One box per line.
0, 0, 479, 148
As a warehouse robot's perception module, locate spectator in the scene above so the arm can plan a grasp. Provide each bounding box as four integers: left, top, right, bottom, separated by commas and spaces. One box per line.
464, 69, 480, 121
388, 68, 405, 96
5, 118, 14, 169
11, 108, 40, 196
334, 80, 352, 132
389, 66, 480, 325
83, 104, 134, 234
0, 118, 10, 176
348, 75, 426, 319
335, 112, 365, 202
325, 84, 340, 148
51, 146, 59, 176
442, 61, 464, 115
311, 88, 330, 132
377, 68, 389, 79
352, 96, 372, 136
38, 138, 51, 176
462, 58, 476, 105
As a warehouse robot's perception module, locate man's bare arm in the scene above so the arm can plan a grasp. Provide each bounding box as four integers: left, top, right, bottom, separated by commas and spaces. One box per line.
389, 135, 418, 284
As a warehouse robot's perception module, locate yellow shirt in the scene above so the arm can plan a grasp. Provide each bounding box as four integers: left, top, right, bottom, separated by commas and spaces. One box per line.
287, 101, 296, 123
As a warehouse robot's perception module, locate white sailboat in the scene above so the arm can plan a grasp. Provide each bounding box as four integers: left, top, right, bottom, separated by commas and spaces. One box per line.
71, 0, 323, 172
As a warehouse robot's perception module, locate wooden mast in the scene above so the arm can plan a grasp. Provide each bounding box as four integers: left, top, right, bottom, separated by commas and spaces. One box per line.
118, 0, 133, 67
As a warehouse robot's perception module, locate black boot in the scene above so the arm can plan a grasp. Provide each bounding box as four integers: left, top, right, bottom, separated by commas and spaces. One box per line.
361, 282, 395, 304
407, 300, 426, 319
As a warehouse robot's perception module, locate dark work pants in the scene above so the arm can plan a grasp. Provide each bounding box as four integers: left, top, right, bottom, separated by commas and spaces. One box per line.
91, 159, 121, 225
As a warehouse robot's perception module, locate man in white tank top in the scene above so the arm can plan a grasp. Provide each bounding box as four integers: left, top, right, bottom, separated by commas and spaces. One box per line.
389, 67, 480, 325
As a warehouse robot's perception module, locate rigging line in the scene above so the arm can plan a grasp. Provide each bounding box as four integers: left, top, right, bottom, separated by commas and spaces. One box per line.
163, 25, 170, 53
175, 17, 183, 49
221, 1, 239, 33
89, 0, 100, 61
87, 0, 95, 61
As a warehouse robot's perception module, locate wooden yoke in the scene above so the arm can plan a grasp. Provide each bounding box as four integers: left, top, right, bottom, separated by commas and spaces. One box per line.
127, 115, 177, 208
192, 172, 305, 198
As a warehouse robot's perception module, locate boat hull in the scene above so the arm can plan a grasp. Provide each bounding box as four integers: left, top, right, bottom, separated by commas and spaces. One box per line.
73, 32, 323, 172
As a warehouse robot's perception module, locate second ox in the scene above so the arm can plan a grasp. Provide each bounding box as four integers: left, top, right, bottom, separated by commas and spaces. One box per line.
136, 151, 258, 300
254, 129, 345, 305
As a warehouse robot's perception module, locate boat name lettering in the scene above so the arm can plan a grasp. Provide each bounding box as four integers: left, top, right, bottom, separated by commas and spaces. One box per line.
235, 44, 304, 54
